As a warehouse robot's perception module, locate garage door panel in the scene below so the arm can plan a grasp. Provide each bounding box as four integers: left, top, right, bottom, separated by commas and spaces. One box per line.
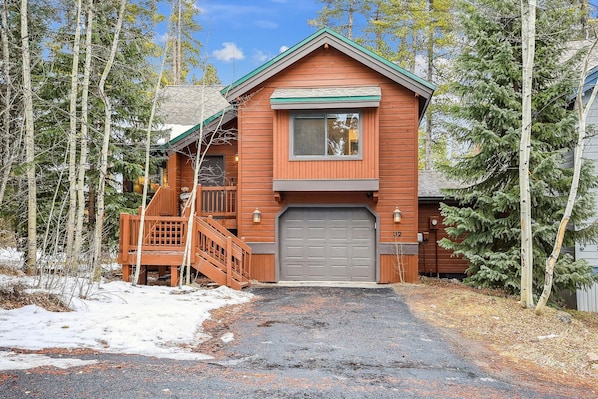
352, 245, 372, 258
307, 264, 326, 277
352, 226, 372, 240
280, 207, 375, 281
285, 246, 305, 259
285, 227, 304, 240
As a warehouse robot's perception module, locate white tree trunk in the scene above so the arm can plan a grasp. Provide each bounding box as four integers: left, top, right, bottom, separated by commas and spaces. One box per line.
65, 0, 83, 268
90, 0, 126, 277
73, 0, 94, 263
21, 0, 37, 274
519, 0, 536, 308
535, 36, 598, 314
0, 1, 13, 207
178, 88, 233, 287
133, 52, 167, 285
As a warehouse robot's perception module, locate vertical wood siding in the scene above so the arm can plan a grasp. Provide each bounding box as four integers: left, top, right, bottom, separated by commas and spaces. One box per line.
576, 94, 598, 311
380, 254, 418, 283
418, 202, 469, 275
251, 254, 276, 282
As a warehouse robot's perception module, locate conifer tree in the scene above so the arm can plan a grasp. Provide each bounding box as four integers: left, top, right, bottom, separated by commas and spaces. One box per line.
440, 0, 598, 301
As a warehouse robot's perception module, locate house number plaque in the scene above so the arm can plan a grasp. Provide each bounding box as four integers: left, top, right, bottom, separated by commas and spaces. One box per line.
393, 231, 402, 237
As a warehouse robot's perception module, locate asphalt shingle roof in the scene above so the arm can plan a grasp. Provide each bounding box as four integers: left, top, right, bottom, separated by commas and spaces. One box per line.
158, 85, 229, 126
418, 170, 462, 199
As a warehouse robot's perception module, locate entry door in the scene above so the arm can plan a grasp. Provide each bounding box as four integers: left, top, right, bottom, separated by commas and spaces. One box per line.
199, 155, 225, 186
280, 207, 376, 281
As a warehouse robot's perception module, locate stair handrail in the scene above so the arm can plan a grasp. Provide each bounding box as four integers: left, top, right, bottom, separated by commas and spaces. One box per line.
194, 215, 252, 283
140, 186, 176, 216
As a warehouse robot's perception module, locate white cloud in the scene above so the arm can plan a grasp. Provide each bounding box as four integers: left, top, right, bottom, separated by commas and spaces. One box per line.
212, 42, 245, 62
155, 32, 168, 45
279, 45, 289, 53
253, 50, 269, 63
256, 20, 278, 29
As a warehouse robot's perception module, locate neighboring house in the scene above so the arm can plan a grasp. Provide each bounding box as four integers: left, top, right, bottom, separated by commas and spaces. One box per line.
575, 62, 598, 312
417, 171, 468, 277
118, 28, 435, 288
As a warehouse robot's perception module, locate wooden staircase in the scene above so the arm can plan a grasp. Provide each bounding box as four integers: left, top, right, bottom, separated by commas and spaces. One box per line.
118, 186, 250, 289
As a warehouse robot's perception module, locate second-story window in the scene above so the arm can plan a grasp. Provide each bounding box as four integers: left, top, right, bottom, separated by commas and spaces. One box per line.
291, 111, 360, 158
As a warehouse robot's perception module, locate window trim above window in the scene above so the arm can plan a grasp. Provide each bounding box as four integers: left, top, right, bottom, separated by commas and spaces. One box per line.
270, 86, 381, 110
290, 110, 362, 160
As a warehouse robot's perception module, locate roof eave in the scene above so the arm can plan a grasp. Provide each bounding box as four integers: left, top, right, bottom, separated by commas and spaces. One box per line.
162, 107, 236, 152
223, 28, 435, 120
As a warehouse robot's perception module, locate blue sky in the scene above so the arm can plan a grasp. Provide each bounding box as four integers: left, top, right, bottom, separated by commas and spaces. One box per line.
193, 0, 322, 84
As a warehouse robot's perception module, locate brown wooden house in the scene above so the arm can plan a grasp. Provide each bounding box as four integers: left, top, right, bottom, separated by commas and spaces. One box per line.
417, 171, 469, 277
118, 28, 436, 288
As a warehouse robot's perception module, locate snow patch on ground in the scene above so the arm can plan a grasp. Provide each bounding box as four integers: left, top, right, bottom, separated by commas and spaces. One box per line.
0, 269, 253, 370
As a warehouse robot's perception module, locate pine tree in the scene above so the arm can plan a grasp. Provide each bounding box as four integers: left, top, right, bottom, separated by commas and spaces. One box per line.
440, 0, 598, 301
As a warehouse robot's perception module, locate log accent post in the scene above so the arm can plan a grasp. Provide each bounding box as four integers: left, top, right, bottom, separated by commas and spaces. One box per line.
122, 265, 132, 283
170, 266, 179, 287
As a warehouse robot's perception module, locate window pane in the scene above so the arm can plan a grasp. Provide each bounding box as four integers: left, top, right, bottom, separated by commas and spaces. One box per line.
327, 113, 359, 156
294, 116, 325, 156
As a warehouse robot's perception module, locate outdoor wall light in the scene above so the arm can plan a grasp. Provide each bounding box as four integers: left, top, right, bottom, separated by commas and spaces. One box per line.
234, 153, 239, 162
393, 207, 402, 223
252, 208, 262, 224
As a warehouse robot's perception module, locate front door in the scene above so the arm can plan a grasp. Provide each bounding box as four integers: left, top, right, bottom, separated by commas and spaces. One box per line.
199, 155, 225, 186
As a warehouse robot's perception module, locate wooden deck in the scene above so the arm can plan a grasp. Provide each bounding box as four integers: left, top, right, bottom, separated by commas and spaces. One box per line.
118, 185, 250, 289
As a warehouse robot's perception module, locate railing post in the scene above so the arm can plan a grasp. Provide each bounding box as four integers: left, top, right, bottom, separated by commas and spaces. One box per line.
195, 184, 202, 215
226, 236, 232, 287
121, 213, 130, 264
191, 216, 198, 267
242, 236, 251, 280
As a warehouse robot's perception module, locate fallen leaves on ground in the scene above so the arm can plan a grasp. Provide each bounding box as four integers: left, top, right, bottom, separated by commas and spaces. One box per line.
394, 277, 598, 393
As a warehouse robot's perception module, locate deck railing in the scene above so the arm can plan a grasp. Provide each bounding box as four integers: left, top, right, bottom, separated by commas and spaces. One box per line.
118, 213, 250, 287
200, 186, 237, 218
121, 215, 188, 253
195, 216, 252, 282
180, 185, 237, 219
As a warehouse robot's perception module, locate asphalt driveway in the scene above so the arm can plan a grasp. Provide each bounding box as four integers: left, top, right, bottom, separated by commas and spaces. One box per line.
0, 286, 584, 398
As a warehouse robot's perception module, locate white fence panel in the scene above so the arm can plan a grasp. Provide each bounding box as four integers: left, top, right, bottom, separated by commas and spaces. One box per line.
577, 283, 598, 312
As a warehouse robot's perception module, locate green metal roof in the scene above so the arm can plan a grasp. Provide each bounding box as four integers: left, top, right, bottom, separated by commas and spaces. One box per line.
222, 27, 436, 97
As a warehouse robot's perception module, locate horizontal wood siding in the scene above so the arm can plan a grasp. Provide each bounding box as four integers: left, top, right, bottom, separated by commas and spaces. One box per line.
238, 87, 277, 242
380, 254, 418, 283
173, 138, 239, 201
377, 81, 418, 244
273, 108, 378, 180
251, 254, 276, 282
238, 44, 421, 279
418, 202, 469, 275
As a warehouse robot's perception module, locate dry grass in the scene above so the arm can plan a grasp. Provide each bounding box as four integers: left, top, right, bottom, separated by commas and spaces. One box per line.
394, 277, 598, 392
0, 274, 71, 312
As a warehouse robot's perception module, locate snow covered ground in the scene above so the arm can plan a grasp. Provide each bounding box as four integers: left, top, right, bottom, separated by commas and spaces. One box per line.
0, 248, 253, 371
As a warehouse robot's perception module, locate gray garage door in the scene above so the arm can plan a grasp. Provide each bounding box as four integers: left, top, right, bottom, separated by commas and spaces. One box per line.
280, 207, 376, 281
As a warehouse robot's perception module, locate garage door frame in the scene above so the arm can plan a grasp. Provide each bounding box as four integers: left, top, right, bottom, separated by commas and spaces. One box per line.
275, 204, 379, 282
